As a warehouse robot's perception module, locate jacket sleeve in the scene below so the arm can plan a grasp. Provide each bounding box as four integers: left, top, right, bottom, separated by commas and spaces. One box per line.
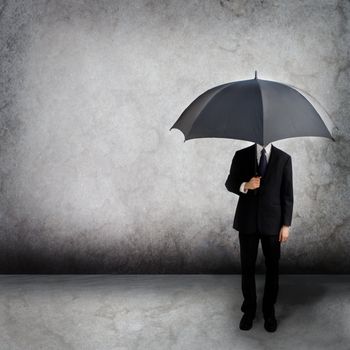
225, 152, 243, 196
281, 156, 294, 226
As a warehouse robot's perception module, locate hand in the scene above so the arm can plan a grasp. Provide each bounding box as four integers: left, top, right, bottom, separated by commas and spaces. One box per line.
279, 225, 289, 243
244, 176, 262, 190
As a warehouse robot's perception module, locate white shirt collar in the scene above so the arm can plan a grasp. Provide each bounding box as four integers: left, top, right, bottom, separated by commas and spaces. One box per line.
256, 143, 272, 161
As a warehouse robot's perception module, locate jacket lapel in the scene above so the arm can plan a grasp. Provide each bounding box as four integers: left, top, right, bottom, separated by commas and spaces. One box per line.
250, 143, 258, 175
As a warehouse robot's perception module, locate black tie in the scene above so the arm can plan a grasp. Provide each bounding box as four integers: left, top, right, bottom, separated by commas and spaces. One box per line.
258, 148, 267, 177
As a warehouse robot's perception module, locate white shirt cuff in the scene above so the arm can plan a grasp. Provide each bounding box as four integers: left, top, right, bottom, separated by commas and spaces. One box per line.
240, 182, 248, 193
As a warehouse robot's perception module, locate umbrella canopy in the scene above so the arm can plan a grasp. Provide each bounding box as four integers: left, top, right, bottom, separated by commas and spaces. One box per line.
170, 71, 335, 146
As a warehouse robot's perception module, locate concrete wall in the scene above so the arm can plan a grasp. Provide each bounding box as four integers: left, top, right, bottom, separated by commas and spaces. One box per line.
0, 0, 349, 273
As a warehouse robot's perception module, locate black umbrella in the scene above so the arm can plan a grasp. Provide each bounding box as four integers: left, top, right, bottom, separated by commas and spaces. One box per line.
169, 71, 335, 146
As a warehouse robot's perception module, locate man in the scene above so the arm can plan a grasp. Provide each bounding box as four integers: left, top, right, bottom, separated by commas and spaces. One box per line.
225, 142, 293, 332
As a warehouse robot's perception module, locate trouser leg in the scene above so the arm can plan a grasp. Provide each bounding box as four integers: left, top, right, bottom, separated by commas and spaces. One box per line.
239, 232, 260, 317
261, 234, 281, 318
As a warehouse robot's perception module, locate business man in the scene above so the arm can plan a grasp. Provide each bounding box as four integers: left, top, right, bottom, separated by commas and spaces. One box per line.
225, 142, 293, 332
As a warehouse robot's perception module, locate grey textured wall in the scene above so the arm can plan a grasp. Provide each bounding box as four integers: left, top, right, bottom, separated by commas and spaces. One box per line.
0, 0, 349, 273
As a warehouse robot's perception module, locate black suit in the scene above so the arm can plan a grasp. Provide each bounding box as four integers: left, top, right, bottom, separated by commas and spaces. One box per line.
225, 143, 293, 235
225, 143, 294, 318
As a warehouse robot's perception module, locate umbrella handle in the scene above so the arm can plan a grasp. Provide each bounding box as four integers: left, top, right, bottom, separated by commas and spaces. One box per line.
253, 173, 259, 195
253, 152, 258, 195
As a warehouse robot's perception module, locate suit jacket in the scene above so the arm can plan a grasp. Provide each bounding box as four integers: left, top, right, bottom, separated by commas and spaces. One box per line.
225, 143, 293, 235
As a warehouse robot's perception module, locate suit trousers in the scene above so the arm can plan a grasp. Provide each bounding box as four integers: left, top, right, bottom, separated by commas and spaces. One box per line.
238, 231, 281, 318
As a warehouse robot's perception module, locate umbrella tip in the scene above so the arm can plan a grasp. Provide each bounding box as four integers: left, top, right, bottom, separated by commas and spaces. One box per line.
255, 70, 257, 79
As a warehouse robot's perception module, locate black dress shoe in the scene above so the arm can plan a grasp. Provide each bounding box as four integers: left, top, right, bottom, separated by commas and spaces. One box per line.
264, 315, 277, 332
239, 313, 255, 330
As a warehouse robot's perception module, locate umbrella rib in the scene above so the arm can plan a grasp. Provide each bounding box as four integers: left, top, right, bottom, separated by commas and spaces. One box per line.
284, 82, 336, 131
186, 82, 234, 138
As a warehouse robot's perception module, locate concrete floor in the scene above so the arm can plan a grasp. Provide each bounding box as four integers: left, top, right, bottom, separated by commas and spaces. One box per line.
0, 275, 349, 350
